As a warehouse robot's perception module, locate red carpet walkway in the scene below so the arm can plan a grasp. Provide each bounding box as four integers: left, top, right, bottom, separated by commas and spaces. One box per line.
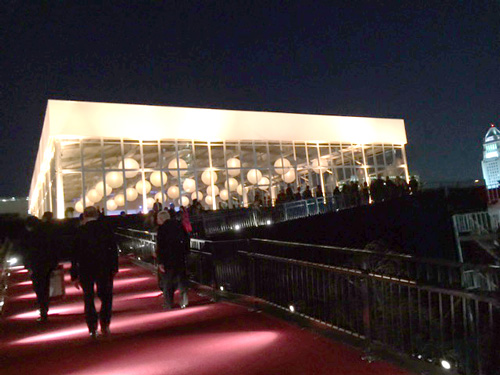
1, 258, 414, 375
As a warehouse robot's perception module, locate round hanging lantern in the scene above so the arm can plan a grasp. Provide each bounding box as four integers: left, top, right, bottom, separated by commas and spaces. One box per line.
87, 189, 102, 203
205, 195, 213, 206
114, 194, 125, 207
136, 180, 152, 195
219, 189, 229, 201
226, 158, 241, 176
283, 169, 296, 183
168, 158, 188, 176
95, 182, 112, 196
106, 199, 118, 211
311, 158, 328, 173
167, 186, 180, 199
224, 178, 238, 192
206, 185, 219, 196
75, 200, 84, 213
192, 191, 203, 201
182, 178, 196, 193
180, 196, 190, 207
150, 171, 168, 187
126, 187, 138, 201
146, 197, 155, 209
154, 191, 167, 202
201, 169, 218, 185
118, 158, 140, 178
274, 158, 291, 175
247, 169, 262, 185
258, 177, 270, 190
105, 172, 124, 189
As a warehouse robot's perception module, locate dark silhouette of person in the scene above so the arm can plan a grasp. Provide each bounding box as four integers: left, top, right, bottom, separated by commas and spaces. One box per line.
156, 210, 189, 310
294, 187, 302, 201
409, 176, 419, 194
168, 202, 177, 219
361, 182, 370, 204
153, 199, 162, 213
276, 189, 287, 204
285, 184, 294, 202
71, 206, 118, 339
303, 185, 312, 199
315, 184, 323, 198
333, 186, 342, 208
22, 213, 58, 322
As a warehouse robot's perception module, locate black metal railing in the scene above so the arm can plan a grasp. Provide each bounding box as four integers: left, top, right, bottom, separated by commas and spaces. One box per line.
116, 229, 499, 375
187, 196, 334, 237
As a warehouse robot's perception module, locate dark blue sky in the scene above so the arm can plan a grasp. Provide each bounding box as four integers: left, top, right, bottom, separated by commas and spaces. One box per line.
1, 1, 499, 197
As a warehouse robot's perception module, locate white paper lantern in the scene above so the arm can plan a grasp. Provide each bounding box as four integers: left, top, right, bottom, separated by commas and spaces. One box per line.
274, 158, 291, 174
201, 169, 218, 185
154, 192, 167, 202
168, 158, 188, 176
191, 191, 203, 201
106, 172, 124, 189
87, 189, 102, 203
75, 200, 84, 213
311, 158, 328, 173
226, 158, 241, 176
146, 197, 155, 209
126, 187, 138, 201
95, 182, 112, 196
114, 194, 125, 207
206, 185, 219, 196
258, 177, 270, 190
219, 189, 229, 201
180, 196, 190, 207
118, 158, 140, 178
167, 186, 180, 199
182, 178, 196, 193
106, 199, 118, 211
247, 169, 262, 185
205, 195, 213, 206
150, 171, 168, 187
136, 180, 152, 195
224, 178, 238, 192
283, 169, 296, 183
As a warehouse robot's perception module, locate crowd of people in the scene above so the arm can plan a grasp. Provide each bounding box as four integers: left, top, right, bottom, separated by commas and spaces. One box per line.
19, 203, 193, 340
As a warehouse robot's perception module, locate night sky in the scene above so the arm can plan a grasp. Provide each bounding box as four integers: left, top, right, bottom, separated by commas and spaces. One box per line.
1, 1, 499, 197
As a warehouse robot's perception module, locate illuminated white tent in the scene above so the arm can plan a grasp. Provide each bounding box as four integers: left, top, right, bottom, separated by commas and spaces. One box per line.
30, 99, 408, 217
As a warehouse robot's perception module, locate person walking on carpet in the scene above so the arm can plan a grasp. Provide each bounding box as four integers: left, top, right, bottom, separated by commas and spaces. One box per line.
71, 207, 118, 339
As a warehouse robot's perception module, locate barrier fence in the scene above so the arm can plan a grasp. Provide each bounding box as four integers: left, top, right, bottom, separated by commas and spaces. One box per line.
116, 229, 500, 375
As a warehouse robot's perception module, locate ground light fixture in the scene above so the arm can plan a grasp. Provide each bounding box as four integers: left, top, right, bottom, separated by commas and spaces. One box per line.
289, 305, 295, 313
219, 286, 224, 291
7, 257, 18, 265
266, 220, 272, 225
234, 224, 241, 231
440, 359, 451, 370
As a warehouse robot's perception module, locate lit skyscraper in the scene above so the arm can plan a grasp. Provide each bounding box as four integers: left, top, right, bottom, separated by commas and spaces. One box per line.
481, 124, 500, 189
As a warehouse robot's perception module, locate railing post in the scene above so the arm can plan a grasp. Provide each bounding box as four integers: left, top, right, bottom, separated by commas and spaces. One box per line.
361, 263, 372, 349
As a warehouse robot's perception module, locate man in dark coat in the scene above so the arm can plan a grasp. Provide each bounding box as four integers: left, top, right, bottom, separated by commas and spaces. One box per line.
71, 207, 118, 338
156, 210, 189, 310
23, 213, 58, 322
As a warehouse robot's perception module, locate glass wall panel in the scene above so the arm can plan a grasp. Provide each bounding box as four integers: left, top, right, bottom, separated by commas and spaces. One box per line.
63, 172, 82, 216
82, 141, 102, 170
103, 141, 122, 169
61, 141, 81, 170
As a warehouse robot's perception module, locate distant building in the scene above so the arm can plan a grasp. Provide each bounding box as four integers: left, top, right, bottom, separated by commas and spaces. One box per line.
481, 125, 500, 189
0, 197, 29, 217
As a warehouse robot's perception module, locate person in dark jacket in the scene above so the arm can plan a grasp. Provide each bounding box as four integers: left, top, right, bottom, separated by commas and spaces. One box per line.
71, 207, 118, 339
23, 213, 58, 322
156, 210, 189, 310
